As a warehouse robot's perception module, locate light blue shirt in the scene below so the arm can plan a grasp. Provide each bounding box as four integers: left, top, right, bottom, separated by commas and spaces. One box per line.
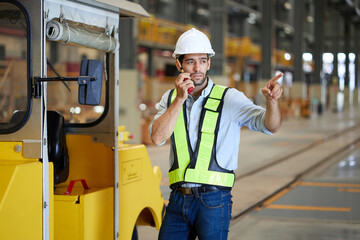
149, 78, 273, 171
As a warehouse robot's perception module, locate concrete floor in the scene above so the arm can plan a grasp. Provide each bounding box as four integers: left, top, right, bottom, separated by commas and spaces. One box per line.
138, 107, 360, 239
229, 144, 360, 240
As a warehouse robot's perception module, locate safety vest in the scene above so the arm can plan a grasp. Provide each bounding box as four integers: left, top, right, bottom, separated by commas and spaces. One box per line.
167, 84, 235, 188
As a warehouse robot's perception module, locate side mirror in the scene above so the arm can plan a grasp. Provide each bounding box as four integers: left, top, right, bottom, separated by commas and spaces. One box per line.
78, 59, 103, 105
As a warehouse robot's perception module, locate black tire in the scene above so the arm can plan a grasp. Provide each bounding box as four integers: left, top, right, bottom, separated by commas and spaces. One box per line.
131, 225, 138, 240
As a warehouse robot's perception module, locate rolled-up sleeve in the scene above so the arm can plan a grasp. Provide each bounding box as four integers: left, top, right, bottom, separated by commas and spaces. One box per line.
148, 90, 172, 145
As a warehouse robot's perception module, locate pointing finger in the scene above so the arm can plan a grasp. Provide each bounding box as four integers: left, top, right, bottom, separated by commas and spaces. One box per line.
269, 73, 283, 84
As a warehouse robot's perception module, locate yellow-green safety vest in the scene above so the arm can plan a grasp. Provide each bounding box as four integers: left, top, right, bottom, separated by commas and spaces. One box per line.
167, 84, 235, 188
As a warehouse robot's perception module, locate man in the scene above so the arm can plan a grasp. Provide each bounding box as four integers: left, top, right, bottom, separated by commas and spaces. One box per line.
150, 28, 283, 240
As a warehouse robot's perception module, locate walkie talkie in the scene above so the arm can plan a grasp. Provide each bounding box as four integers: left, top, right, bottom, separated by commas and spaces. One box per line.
177, 59, 193, 94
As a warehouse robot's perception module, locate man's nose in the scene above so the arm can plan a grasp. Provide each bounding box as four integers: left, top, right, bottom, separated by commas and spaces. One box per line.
193, 61, 201, 72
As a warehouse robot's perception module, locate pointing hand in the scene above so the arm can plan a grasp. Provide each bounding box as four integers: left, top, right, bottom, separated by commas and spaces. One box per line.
262, 73, 283, 101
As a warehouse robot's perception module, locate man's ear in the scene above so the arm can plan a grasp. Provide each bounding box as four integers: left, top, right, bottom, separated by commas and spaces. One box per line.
207, 58, 211, 71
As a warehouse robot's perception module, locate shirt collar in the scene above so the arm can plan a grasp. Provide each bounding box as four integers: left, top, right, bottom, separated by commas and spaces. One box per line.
187, 77, 214, 101
201, 77, 214, 97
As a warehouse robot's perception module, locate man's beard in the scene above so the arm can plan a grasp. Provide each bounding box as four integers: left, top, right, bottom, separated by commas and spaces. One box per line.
192, 72, 208, 86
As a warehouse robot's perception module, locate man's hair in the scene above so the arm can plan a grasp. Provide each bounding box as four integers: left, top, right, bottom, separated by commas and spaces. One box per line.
178, 55, 185, 64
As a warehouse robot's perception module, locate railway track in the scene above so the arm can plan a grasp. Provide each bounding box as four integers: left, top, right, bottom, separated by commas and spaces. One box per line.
230, 123, 360, 221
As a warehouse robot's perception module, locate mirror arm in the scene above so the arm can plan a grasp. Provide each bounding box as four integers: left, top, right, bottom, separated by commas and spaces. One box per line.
33, 76, 96, 99
77, 76, 96, 85
35, 76, 96, 82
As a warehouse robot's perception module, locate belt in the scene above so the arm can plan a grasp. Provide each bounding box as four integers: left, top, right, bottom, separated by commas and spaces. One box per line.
176, 186, 228, 195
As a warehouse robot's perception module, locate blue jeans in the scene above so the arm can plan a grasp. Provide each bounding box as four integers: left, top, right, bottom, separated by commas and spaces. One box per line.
158, 189, 233, 240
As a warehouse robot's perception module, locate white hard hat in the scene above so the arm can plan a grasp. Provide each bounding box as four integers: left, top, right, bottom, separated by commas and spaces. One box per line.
172, 28, 215, 58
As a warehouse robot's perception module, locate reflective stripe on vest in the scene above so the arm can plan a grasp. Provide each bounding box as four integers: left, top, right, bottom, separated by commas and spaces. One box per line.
168, 85, 235, 188
168, 89, 190, 183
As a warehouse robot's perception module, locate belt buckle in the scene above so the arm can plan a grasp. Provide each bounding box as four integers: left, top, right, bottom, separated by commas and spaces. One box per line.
183, 188, 192, 195
178, 187, 192, 195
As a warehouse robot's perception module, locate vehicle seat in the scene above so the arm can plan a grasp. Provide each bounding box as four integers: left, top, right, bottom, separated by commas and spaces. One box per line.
47, 111, 69, 185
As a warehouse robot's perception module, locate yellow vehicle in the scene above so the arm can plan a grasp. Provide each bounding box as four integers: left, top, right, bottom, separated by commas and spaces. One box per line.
0, 0, 164, 239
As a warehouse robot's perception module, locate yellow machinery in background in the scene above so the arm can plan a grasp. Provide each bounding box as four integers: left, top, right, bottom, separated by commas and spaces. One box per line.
0, 0, 164, 239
